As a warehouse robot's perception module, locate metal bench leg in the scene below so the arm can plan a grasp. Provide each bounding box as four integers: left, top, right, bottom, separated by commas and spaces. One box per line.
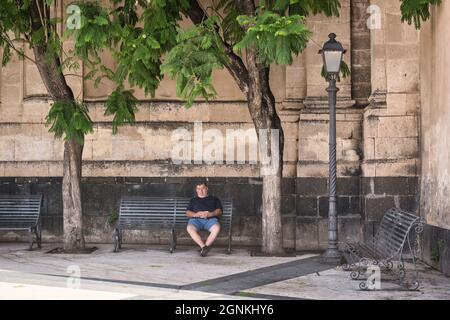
113, 228, 120, 252
170, 228, 176, 253
36, 224, 42, 249
28, 227, 34, 251
227, 232, 232, 255
401, 239, 420, 291
350, 258, 370, 280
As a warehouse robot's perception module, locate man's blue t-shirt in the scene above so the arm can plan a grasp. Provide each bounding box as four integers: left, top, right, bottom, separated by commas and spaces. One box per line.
187, 195, 222, 213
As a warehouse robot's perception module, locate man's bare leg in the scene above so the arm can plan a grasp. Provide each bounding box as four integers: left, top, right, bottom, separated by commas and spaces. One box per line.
187, 224, 205, 248
205, 224, 221, 247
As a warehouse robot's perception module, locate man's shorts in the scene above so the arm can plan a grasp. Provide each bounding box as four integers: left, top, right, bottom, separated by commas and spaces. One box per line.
188, 218, 220, 231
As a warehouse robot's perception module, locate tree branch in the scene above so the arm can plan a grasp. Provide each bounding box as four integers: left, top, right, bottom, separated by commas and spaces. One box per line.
63, 73, 83, 78
187, 0, 249, 95
2, 33, 37, 64
35, 0, 48, 43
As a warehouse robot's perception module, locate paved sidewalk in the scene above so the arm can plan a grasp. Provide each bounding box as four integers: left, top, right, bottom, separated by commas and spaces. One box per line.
0, 243, 449, 300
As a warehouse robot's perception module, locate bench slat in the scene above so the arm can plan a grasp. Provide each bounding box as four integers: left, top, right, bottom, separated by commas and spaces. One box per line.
346, 207, 420, 262
0, 195, 43, 231
117, 197, 233, 235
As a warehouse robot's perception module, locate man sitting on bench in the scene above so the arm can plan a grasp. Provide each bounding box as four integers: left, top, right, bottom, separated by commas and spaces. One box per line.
186, 181, 222, 257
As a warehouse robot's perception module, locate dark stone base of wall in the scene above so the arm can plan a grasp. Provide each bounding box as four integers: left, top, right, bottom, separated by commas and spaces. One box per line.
0, 176, 418, 250
422, 223, 450, 276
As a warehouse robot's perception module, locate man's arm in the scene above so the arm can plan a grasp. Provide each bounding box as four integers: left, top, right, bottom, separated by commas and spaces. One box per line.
186, 210, 200, 218
207, 208, 222, 218
207, 196, 223, 218
187, 210, 216, 218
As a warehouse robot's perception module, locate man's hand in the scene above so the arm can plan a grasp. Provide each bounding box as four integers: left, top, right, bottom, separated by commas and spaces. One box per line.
195, 211, 210, 218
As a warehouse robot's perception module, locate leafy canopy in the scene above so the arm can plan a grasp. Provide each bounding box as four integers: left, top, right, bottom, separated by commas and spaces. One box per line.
0, 0, 443, 140
45, 100, 94, 145
163, 0, 347, 106
400, 0, 441, 29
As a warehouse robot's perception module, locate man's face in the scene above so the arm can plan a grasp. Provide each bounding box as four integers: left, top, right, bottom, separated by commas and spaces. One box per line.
196, 184, 208, 198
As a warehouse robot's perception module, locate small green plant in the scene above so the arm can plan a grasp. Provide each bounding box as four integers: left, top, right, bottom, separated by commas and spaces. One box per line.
431, 239, 445, 262
107, 211, 119, 226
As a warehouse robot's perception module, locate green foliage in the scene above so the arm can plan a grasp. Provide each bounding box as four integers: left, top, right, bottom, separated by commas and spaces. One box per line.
400, 0, 441, 29
234, 12, 312, 66
1, 44, 11, 66
266, 0, 341, 17
63, 1, 113, 63
431, 239, 445, 262
107, 211, 119, 225
0, 0, 32, 36
288, 0, 341, 17
0, 0, 36, 65
161, 17, 226, 108
64, 0, 189, 126
321, 60, 351, 82
44, 100, 93, 145
9, 0, 441, 136
104, 88, 139, 134
214, 0, 245, 46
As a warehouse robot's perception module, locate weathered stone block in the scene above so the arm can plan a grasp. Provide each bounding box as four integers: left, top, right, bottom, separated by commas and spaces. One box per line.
365, 196, 396, 221
363, 138, 375, 160
281, 178, 295, 195
319, 196, 361, 217
298, 121, 328, 139
386, 59, 419, 93
375, 159, 418, 176
296, 217, 319, 250
375, 137, 418, 159
362, 176, 411, 195
377, 116, 418, 138
281, 195, 296, 215
337, 177, 360, 195
296, 178, 327, 196
0, 140, 14, 161
422, 224, 450, 276
14, 139, 53, 161
386, 14, 403, 43
282, 216, 296, 249
339, 217, 363, 243
298, 138, 328, 161
296, 196, 318, 217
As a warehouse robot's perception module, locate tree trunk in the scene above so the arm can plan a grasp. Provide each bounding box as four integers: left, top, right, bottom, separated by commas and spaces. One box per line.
246, 48, 285, 255
62, 139, 85, 252
30, 1, 85, 251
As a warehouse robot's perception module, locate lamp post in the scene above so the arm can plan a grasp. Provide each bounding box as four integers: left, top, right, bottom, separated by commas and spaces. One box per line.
319, 33, 346, 263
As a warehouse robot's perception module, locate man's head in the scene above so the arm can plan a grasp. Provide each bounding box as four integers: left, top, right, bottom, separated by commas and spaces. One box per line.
195, 181, 209, 198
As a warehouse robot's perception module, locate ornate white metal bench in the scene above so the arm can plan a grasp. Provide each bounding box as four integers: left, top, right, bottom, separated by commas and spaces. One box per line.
0, 194, 43, 250
113, 196, 233, 254
342, 207, 425, 290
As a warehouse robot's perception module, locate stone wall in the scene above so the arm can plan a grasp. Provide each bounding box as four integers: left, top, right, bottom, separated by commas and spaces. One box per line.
419, 0, 450, 275
0, 0, 424, 250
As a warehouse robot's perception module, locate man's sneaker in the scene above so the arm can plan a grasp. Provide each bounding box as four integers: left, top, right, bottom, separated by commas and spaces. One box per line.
200, 245, 210, 257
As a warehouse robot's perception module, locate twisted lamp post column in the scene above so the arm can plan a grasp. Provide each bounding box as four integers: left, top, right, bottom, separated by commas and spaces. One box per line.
323, 75, 340, 262
319, 33, 346, 263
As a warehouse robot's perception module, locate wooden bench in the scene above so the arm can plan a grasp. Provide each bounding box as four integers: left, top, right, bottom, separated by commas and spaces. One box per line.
113, 196, 233, 254
342, 207, 425, 290
0, 194, 44, 250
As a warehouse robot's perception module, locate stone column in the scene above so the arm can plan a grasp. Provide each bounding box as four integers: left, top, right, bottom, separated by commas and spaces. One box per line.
362, 0, 420, 239
351, 0, 372, 106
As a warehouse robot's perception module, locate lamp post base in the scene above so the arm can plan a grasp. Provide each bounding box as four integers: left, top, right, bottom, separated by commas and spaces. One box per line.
322, 248, 342, 264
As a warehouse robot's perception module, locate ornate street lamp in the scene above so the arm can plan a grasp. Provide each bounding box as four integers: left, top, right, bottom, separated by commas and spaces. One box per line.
319, 33, 346, 263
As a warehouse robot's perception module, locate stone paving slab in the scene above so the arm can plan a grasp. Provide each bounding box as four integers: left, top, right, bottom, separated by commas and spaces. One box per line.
0, 243, 304, 287
0, 268, 253, 300
1, 242, 450, 300
244, 263, 450, 300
